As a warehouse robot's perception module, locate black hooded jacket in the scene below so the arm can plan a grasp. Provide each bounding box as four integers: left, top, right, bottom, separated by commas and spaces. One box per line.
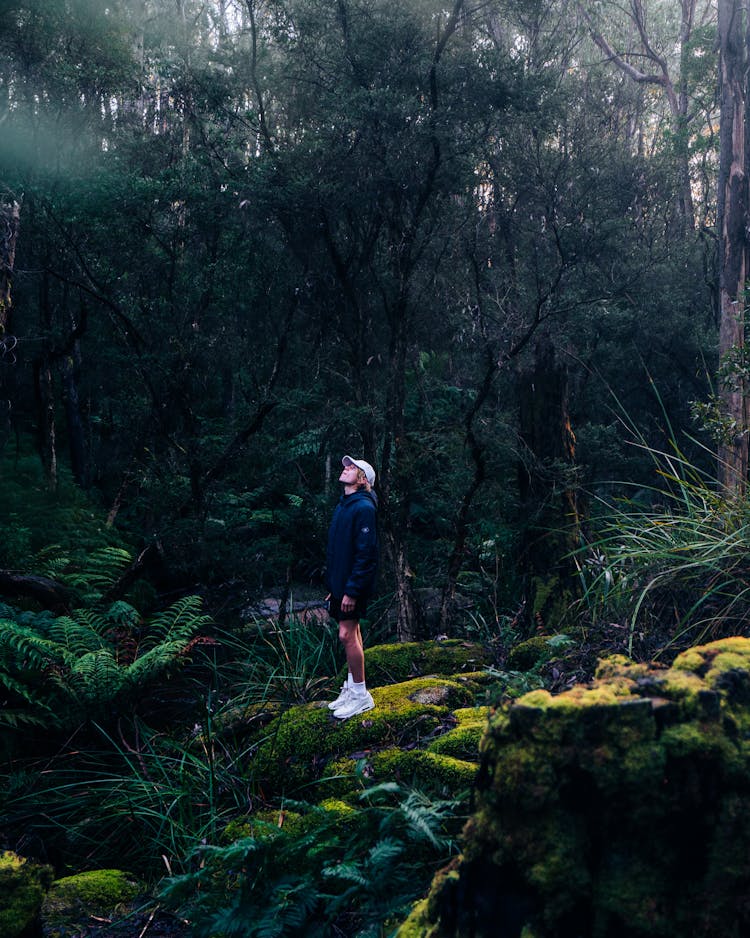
325, 489, 378, 599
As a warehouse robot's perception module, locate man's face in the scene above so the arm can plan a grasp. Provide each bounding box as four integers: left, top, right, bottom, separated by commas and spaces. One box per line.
340, 462, 359, 484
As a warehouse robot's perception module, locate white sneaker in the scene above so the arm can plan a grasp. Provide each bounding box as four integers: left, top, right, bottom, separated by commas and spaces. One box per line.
327, 684, 351, 710
333, 690, 375, 720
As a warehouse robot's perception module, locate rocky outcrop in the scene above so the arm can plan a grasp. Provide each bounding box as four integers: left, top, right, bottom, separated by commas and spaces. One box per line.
400, 637, 750, 937
219, 639, 494, 796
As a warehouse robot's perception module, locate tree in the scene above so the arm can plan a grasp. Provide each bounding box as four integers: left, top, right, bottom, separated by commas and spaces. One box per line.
716, 0, 749, 495
577, 0, 717, 231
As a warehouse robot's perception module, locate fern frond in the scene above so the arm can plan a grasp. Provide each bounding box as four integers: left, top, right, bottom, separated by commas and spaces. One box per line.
62, 649, 124, 706
147, 595, 212, 643
0, 621, 60, 669
366, 837, 404, 873
47, 615, 108, 656
61, 546, 134, 601
122, 641, 191, 687
322, 861, 368, 886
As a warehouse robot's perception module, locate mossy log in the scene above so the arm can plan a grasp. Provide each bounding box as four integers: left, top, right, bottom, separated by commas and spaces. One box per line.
401, 638, 750, 938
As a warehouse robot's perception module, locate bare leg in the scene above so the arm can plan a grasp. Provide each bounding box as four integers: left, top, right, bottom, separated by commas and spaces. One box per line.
339, 619, 365, 684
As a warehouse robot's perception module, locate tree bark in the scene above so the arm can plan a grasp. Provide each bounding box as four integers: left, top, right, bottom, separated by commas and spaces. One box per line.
517, 337, 581, 633
0, 198, 21, 334
0, 198, 21, 447
716, 0, 749, 495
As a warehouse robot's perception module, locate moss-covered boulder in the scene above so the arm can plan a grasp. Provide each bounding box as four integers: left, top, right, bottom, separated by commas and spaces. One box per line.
0, 851, 53, 938
352, 640, 493, 687
252, 676, 480, 792
402, 637, 750, 938
42, 868, 141, 937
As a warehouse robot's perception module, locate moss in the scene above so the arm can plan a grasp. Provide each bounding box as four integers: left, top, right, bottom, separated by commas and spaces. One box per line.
316, 798, 358, 819
254, 677, 476, 791
354, 640, 492, 687
428, 724, 485, 760
660, 721, 744, 777
507, 636, 558, 672
211, 701, 281, 742
221, 809, 304, 843
42, 869, 141, 936
426, 707, 489, 760
413, 638, 750, 937
371, 748, 478, 794
594, 655, 654, 683
0, 851, 54, 938
660, 668, 705, 709
397, 897, 434, 937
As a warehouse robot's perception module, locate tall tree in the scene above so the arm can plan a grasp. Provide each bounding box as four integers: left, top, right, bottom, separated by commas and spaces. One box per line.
716, 0, 749, 494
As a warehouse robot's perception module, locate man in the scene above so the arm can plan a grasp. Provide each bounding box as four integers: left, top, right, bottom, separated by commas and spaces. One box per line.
325, 454, 378, 719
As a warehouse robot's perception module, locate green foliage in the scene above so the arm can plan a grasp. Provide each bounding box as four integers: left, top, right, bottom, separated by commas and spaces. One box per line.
0, 451, 127, 571
213, 611, 342, 711
160, 783, 460, 937
0, 594, 211, 730
577, 441, 750, 658
1, 711, 256, 875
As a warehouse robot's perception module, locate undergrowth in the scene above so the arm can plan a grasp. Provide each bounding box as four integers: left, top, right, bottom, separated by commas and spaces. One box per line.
160, 782, 461, 938
576, 437, 750, 659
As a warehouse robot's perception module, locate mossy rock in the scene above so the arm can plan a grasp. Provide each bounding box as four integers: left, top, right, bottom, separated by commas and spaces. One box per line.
221, 808, 305, 843
506, 634, 574, 672
349, 640, 492, 687
207, 700, 282, 743
372, 748, 478, 794
427, 707, 490, 760
403, 637, 750, 937
42, 869, 142, 936
0, 851, 54, 938
223, 799, 360, 845
253, 676, 477, 792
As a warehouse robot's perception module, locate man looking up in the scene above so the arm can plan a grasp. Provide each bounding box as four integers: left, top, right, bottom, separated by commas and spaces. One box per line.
325, 455, 378, 719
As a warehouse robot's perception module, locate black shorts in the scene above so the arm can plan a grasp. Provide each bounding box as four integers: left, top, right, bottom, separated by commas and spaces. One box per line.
328, 595, 369, 622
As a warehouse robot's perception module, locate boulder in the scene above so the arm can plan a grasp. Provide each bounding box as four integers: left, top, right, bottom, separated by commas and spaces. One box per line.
401, 638, 750, 938
42, 869, 141, 937
0, 851, 53, 938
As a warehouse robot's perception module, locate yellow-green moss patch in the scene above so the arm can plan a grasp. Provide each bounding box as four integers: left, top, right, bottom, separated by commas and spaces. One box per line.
370, 748, 478, 793
427, 707, 489, 760
252, 677, 475, 791
0, 851, 54, 938
42, 869, 141, 935
355, 640, 492, 687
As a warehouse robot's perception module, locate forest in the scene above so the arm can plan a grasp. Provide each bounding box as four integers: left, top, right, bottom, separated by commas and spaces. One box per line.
2, 0, 750, 936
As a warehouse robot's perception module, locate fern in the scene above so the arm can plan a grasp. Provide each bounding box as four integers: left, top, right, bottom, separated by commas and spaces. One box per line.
57, 546, 134, 599
0, 594, 211, 730
160, 783, 460, 936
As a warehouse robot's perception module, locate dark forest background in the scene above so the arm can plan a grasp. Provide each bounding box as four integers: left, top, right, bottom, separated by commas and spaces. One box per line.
0, 0, 721, 639
4, 2, 749, 933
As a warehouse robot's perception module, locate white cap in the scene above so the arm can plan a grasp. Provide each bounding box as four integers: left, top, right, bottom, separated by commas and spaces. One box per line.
342, 455, 376, 486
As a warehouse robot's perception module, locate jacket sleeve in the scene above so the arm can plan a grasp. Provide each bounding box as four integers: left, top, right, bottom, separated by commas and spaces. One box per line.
344, 503, 378, 597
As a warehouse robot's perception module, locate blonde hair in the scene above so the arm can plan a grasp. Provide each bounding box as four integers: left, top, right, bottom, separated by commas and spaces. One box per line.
355, 468, 372, 492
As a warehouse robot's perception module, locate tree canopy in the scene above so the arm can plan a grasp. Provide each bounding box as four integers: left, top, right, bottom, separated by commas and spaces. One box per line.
0, 0, 723, 634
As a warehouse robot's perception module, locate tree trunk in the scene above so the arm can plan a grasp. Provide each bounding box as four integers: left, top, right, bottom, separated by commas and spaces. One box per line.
0, 198, 20, 334
717, 0, 749, 495
0, 198, 21, 448
35, 359, 58, 489
517, 337, 581, 633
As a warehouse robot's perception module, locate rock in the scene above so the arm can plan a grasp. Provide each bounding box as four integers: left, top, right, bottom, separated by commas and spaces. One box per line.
251, 675, 481, 792
42, 869, 142, 937
358, 639, 493, 687
0, 851, 54, 938
401, 638, 750, 937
